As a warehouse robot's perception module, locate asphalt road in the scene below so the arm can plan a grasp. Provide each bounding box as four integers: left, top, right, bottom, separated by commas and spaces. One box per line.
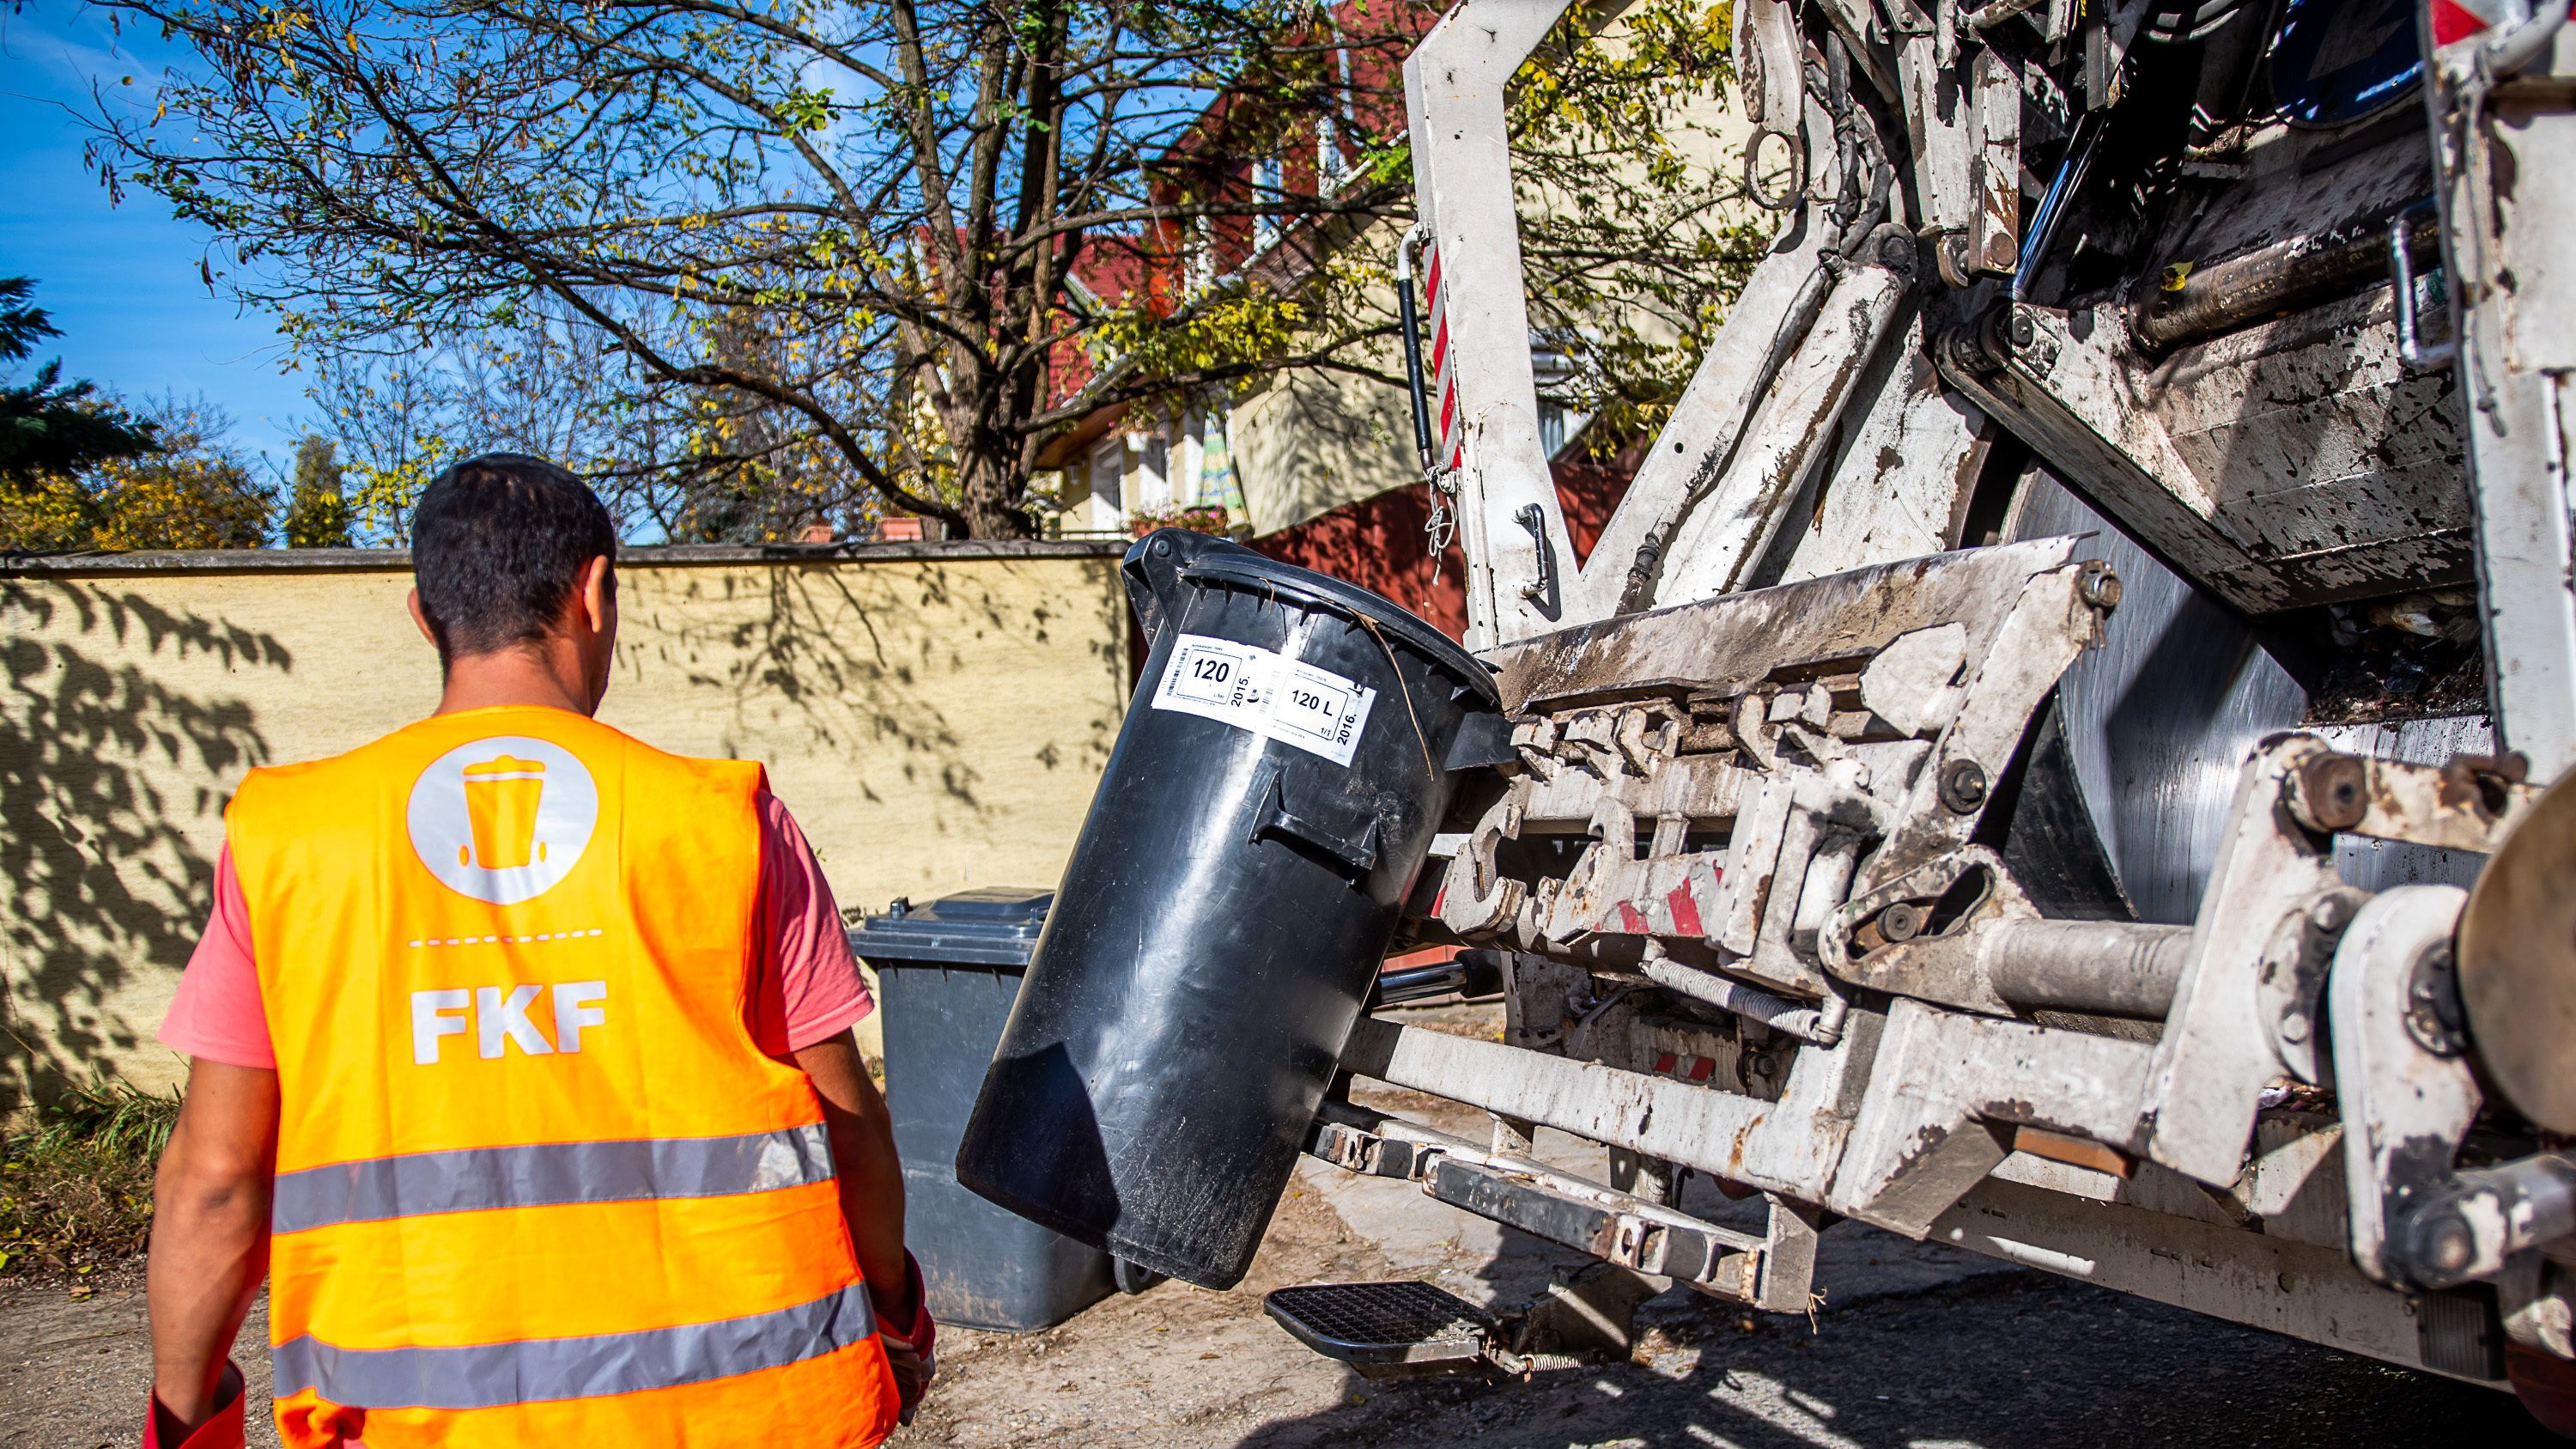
1233, 1267, 2553, 1449
1239, 1073, 2561, 1449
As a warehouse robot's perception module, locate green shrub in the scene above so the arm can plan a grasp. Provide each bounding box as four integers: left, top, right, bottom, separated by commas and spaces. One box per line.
1, 1076, 181, 1275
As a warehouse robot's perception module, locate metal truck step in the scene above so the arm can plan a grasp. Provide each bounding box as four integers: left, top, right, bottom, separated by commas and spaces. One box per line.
1263, 1281, 1514, 1376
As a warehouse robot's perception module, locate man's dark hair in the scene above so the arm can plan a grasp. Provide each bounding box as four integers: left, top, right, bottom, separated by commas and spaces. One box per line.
411, 453, 616, 662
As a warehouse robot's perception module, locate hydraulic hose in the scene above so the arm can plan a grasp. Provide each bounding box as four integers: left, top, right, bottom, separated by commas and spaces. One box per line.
1396, 224, 1438, 478
2013, 114, 2103, 301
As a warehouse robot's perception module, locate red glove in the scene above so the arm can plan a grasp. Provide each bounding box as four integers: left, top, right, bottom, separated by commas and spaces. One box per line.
143, 1361, 246, 1449
877, 1250, 938, 1424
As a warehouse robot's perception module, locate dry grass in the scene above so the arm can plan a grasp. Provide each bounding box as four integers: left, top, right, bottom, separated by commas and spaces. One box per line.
1, 1076, 181, 1276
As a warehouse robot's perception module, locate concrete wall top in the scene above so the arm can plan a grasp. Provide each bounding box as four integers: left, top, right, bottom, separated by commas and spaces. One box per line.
2, 539, 1125, 575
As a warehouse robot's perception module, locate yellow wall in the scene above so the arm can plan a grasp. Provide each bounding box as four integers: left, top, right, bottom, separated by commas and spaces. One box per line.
1233, 348, 1417, 536
0, 548, 1130, 1106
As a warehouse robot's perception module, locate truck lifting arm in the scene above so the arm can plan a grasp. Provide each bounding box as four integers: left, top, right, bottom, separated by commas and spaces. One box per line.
1400, 0, 1578, 646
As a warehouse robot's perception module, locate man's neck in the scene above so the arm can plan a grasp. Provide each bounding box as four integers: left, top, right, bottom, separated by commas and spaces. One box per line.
433, 644, 599, 718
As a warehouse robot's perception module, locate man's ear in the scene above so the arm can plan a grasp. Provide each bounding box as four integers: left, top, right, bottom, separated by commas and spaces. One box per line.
577, 556, 616, 636
407, 588, 439, 648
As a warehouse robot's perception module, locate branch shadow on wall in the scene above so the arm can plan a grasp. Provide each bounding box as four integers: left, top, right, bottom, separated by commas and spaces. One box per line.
0, 581, 285, 1109
621, 557, 1124, 865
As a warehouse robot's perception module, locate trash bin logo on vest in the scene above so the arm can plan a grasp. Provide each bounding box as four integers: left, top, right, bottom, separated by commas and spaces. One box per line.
407, 736, 601, 904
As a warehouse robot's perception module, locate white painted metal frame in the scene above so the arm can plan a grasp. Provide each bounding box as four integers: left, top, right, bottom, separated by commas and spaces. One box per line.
1401, 0, 1577, 647
2428, 22, 2576, 780
1343, 752, 2542, 1375
1404, 0, 1920, 640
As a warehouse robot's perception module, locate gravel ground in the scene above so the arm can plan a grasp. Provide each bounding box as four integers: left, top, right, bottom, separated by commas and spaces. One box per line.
3, 1225, 2549, 1449
0, 1263, 278, 1449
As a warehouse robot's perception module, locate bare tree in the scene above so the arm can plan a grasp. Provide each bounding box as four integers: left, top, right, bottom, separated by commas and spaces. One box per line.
95, 0, 1432, 537
305, 305, 722, 540
305, 299, 890, 542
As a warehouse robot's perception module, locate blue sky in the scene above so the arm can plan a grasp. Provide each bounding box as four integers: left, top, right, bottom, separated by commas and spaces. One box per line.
2, 5, 307, 472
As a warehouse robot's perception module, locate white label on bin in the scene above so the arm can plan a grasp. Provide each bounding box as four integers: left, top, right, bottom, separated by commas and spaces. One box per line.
1151, 633, 1378, 767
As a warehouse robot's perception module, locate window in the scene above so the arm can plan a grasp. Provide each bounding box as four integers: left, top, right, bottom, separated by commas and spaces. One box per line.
1318, 31, 1360, 191
1252, 155, 1284, 255
1530, 346, 1589, 460
1134, 431, 1171, 510
1089, 436, 1125, 527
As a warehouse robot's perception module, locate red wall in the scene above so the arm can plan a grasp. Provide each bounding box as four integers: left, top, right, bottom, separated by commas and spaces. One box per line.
1250, 466, 1633, 642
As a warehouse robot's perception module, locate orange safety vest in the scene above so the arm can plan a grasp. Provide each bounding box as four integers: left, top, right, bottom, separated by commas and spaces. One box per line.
228, 705, 900, 1448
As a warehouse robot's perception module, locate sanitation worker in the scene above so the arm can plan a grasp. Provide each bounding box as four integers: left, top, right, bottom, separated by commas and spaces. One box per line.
143, 454, 931, 1448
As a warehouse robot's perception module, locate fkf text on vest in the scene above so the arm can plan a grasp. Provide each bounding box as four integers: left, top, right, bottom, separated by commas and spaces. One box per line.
411, 982, 608, 1064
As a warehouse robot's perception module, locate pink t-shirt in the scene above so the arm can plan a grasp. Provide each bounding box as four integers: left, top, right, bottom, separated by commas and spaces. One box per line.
160, 788, 874, 1068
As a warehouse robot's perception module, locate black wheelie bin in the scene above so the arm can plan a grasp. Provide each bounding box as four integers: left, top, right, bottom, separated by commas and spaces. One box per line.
955, 528, 1507, 1290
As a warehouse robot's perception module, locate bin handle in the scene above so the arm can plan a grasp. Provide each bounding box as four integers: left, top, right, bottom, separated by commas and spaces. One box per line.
1248, 760, 1382, 878
1121, 529, 1208, 644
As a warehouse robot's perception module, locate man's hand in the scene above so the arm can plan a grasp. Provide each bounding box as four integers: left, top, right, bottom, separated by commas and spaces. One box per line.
791, 1031, 935, 1419
147, 1061, 277, 1441
874, 1252, 939, 1422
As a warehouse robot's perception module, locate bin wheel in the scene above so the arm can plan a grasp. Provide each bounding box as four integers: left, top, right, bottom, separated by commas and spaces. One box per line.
1113, 1257, 1167, 1295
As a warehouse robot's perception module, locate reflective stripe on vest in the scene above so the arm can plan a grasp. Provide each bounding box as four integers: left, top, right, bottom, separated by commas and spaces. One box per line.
270, 1125, 835, 1233
270, 1284, 879, 1410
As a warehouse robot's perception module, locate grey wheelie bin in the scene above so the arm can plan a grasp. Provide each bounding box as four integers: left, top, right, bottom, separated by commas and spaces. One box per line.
853, 888, 1152, 1332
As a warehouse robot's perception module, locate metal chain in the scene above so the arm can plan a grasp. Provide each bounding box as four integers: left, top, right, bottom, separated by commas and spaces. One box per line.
1422, 466, 1458, 592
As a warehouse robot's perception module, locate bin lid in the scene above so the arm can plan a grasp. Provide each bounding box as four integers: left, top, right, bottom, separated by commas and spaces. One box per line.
1128, 530, 1499, 706
849, 887, 1054, 969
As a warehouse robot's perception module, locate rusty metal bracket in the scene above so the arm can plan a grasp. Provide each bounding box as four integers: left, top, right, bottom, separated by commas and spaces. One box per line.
1437, 789, 1529, 939
2330, 886, 2482, 1291
1820, 845, 2034, 1015
1860, 562, 2112, 890
1830, 998, 2154, 1236
2286, 750, 2542, 853
2135, 734, 2348, 1185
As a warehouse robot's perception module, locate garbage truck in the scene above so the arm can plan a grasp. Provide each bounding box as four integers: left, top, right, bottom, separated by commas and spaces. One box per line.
958, 0, 2576, 1429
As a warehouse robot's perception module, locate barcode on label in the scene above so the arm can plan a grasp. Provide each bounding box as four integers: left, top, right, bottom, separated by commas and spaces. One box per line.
1151, 634, 1377, 767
